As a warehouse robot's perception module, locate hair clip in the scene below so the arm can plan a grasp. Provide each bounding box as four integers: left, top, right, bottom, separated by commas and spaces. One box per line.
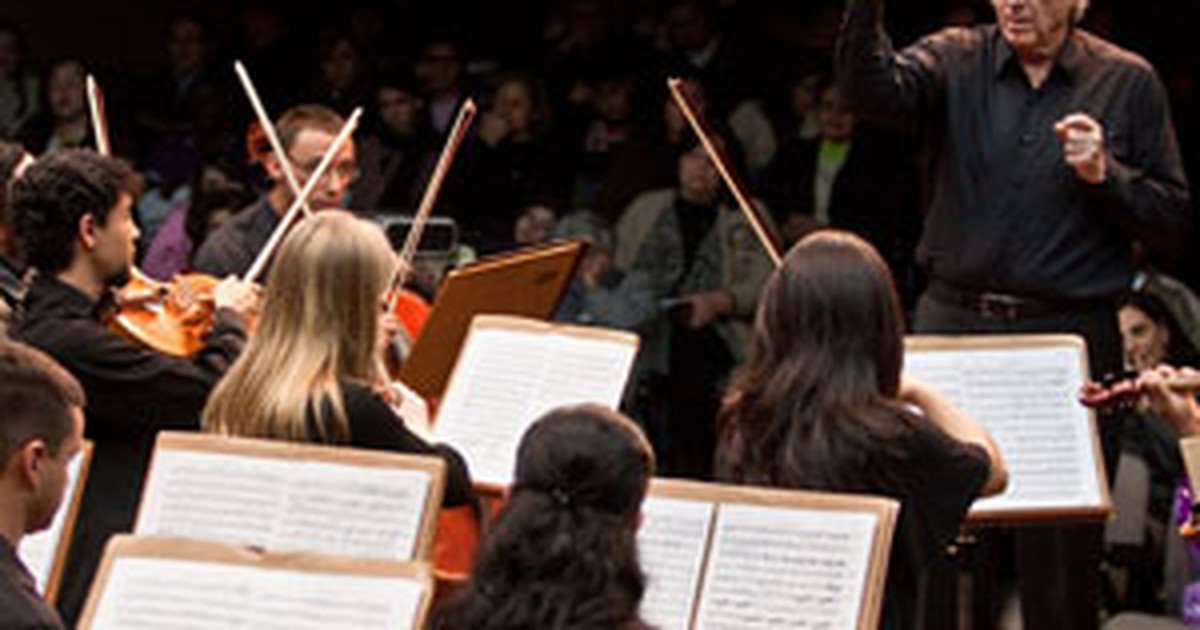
550, 488, 573, 508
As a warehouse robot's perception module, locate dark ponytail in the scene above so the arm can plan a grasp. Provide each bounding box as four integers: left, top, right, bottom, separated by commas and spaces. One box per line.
435, 405, 655, 630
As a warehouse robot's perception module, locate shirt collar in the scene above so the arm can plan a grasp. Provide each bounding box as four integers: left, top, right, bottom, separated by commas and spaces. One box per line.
0, 534, 38, 596
27, 274, 103, 319
993, 26, 1089, 85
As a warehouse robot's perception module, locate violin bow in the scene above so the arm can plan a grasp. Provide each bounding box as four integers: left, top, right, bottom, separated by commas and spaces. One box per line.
243, 107, 363, 284
86, 74, 112, 157
667, 77, 783, 268
384, 98, 477, 305
233, 61, 314, 217
88, 74, 162, 286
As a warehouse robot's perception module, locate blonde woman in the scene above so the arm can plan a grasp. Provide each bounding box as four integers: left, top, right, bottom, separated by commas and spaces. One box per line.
203, 212, 472, 507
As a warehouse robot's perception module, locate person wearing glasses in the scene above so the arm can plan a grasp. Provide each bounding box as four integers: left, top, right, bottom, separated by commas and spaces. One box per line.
192, 104, 359, 278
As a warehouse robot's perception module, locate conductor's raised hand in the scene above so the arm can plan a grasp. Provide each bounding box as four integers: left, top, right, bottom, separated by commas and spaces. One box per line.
1055, 113, 1107, 185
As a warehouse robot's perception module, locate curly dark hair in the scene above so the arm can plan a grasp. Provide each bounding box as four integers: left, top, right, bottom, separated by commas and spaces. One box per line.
435, 404, 655, 630
11, 149, 136, 274
716, 230, 920, 493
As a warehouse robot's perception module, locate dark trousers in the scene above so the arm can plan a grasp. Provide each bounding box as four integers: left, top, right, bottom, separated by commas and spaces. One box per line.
915, 289, 1121, 630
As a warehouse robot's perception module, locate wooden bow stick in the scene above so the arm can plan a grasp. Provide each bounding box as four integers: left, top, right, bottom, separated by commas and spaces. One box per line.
244, 107, 363, 284
88, 73, 162, 286
385, 98, 477, 304
233, 61, 314, 217
86, 74, 112, 157
667, 77, 783, 267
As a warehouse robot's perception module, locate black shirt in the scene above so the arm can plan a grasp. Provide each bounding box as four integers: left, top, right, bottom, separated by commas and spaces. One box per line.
674, 197, 719, 271
0, 536, 64, 630
837, 0, 1191, 300
311, 381, 475, 508
12, 275, 246, 622
718, 416, 990, 630
881, 422, 990, 630
192, 197, 281, 278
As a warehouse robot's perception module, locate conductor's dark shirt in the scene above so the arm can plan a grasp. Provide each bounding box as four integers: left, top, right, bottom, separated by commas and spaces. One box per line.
12, 275, 246, 623
0, 536, 64, 630
837, 0, 1191, 300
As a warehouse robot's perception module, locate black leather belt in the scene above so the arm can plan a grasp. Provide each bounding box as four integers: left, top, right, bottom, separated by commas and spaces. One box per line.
926, 281, 1109, 321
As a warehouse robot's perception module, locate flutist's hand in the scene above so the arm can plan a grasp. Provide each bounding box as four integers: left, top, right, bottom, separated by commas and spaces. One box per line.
1139, 365, 1200, 437
1055, 113, 1107, 184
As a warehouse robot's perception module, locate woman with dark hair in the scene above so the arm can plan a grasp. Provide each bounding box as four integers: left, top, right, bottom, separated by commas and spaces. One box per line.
716, 230, 1006, 629
1119, 291, 1200, 374
1095, 289, 1200, 615
435, 404, 655, 630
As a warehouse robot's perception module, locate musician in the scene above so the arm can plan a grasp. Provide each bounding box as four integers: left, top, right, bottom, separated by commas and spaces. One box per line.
9, 149, 259, 623
202, 212, 473, 508
1103, 291, 1199, 611
192, 103, 356, 277
837, 0, 1191, 624
0, 139, 33, 335
716, 230, 1007, 630
434, 404, 654, 630
1095, 365, 1200, 628
0, 341, 85, 630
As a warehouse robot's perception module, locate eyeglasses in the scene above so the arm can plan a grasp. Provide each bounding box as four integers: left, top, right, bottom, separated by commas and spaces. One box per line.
291, 156, 361, 183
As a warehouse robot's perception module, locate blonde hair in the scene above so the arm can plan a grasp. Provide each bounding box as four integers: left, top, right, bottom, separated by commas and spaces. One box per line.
203, 212, 396, 442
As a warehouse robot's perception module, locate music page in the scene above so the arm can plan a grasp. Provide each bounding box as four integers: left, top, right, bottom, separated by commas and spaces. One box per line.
905, 344, 1103, 514
136, 450, 432, 560
86, 557, 424, 630
694, 503, 877, 629
433, 320, 637, 486
638, 496, 715, 629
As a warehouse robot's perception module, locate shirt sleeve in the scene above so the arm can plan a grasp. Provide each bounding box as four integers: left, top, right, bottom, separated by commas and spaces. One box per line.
61, 310, 246, 433
579, 208, 684, 331
906, 421, 991, 556
1083, 68, 1192, 255
835, 0, 957, 129
344, 384, 475, 508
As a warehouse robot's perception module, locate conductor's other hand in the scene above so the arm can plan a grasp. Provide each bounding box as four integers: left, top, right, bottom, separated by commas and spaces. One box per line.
1055, 113, 1107, 185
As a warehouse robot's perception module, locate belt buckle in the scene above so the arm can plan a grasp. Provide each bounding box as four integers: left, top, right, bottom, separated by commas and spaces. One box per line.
977, 292, 1022, 320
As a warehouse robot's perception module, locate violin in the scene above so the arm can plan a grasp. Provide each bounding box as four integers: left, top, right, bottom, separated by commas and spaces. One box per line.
111, 95, 363, 356
109, 270, 222, 356
83, 74, 229, 355
392, 290, 432, 348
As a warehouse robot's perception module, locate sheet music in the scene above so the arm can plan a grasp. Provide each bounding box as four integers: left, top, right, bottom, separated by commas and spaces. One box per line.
905, 345, 1103, 513
18, 451, 84, 594
434, 325, 637, 485
137, 450, 432, 560
638, 496, 715, 630
87, 557, 424, 629
695, 504, 876, 629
